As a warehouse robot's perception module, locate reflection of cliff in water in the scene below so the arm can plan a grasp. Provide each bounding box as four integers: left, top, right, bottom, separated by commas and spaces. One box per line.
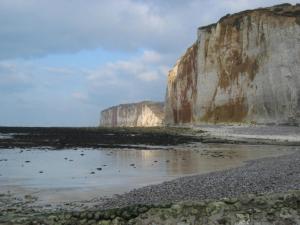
111, 144, 294, 177
164, 144, 292, 176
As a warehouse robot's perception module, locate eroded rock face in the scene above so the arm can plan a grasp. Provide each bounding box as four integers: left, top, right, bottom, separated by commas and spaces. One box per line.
100, 101, 164, 127
165, 4, 300, 125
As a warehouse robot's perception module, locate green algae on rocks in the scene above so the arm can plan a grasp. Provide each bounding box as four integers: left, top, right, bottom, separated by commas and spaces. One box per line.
1, 190, 300, 225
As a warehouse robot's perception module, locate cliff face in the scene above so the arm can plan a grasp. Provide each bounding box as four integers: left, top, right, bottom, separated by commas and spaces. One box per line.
165, 4, 300, 125
100, 101, 164, 127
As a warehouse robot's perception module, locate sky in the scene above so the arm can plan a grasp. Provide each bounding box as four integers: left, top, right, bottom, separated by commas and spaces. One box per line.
0, 0, 298, 126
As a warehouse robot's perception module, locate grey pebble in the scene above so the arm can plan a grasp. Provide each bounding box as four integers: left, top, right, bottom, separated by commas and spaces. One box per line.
96, 151, 300, 210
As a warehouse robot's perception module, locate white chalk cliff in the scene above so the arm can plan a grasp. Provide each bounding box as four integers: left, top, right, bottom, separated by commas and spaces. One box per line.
165, 3, 300, 125
100, 101, 164, 127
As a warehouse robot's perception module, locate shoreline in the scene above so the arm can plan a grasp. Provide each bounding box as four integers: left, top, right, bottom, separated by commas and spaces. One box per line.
0, 150, 299, 224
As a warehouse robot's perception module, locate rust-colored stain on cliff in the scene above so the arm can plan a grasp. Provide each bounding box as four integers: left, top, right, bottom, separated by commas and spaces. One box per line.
211, 22, 259, 90
173, 102, 192, 125
218, 53, 259, 90
202, 96, 248, 123
199, 21, 258, 123
171, 43, 198, 124
111, 107, 118, 127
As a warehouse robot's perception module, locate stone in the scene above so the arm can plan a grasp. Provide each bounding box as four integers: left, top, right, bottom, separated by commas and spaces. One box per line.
223, 197, 238, 204
137, 206, 148, 214
88, 219, 97, 225
64, 214, 72, 219
87, 212, 94, 219
80, 212, 88, 219
94, 212, 102, 220
206, 201, 226, 215
98, 220, 111, 225
121, 210, 131, 220
111, 217, 125, 225
79, 218, 88, 224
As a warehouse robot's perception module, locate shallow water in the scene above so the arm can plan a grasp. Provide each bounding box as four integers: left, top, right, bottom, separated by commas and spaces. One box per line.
0, 144, 296, 203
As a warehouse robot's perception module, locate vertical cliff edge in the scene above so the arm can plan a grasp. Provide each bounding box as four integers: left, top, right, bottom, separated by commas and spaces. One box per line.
165, 3, 300, 125
100, 101, 164, 127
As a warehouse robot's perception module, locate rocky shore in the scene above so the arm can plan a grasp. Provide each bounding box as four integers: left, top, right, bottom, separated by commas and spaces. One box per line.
0, 127, 200, 149
1, 126, 299, 150
96, 150, 300, 210
1, 190, 299, 224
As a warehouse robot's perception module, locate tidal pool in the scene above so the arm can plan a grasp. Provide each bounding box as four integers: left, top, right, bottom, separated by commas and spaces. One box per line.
0, 144, 296, 204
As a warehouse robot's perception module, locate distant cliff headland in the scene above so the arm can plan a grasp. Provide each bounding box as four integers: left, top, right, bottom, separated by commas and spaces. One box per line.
100, 101, 164, 127
100, 3, 300, 127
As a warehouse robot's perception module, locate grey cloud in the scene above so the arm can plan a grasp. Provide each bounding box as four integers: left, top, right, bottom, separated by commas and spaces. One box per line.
88, 50, 167, 82
1, 0, 298, 59
0, 0, 169, 59
85, 50, 168, 107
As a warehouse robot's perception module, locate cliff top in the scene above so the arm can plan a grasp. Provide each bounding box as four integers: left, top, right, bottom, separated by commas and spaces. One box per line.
199, 3, 300, 31
101, 101, 164, 113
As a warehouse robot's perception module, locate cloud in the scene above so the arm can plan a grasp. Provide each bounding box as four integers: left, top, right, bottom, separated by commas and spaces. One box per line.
1, 0, 298, 60
87, 50, 168, 85
72, 91, 89, 102
84, 50, 169, 108
0, 0, 168, 59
